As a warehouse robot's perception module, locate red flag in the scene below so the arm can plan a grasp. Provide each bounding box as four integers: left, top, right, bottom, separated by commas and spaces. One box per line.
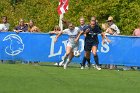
57, 0, 69, 15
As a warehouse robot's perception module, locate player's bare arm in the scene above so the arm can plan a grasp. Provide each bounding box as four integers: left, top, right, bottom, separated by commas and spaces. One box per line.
75, 31, 83, 43
54, 31, 63, 43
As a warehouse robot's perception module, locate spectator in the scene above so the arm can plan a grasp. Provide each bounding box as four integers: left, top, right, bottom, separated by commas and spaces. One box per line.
106, 16, 120, 69
49, 25, 61, 34
101, 23, 114, 69
28, 20, 40, 65
132, 23, 140, 70
49, 25, 62, 66
133, 23, 140, 36
28, 20, 40, 32
91, 16, 98, 24
0, 16, 10, 63
102, 23, 114, 35
13, 18, 28, 33
14, 19, 28, 64
0, 16, 10, 32
122, 25, 140, 70
107, 16, 120, 35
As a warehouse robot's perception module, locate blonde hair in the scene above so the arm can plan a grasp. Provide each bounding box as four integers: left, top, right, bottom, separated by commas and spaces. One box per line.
80, 17, 85, 21
102, 23, 109, 30
30, 26, 40, 32
54, 25, 61, 31
18, 18, 24, 25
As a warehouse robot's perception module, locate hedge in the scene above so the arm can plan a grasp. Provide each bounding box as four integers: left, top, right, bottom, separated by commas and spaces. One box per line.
0, 0, 140, 35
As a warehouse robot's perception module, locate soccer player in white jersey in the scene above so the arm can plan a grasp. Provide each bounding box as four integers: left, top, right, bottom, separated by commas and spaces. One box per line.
54, 23, 83, 69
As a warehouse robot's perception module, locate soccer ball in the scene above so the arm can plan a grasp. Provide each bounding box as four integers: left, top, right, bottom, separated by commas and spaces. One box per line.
74, 50, 81, 57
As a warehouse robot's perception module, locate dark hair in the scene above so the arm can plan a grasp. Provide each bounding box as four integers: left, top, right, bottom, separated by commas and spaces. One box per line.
2, 16, 7, 19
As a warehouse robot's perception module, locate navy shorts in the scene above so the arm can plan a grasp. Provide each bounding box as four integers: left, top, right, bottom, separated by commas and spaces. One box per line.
84, 42, 98, 51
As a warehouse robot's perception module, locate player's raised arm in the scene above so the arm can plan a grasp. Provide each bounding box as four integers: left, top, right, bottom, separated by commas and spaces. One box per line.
54, 31, 63, 43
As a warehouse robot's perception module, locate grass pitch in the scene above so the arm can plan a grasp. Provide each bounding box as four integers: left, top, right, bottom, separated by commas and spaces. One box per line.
0, 63, 140, 93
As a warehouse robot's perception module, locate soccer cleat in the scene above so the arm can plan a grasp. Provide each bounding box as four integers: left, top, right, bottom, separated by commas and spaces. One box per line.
92, 64, 96, 68
81, 66, 84, 69
59, 60, 65, 66
88, 64, 91, 69
85, 64, 88, 68
54, 63, 58, 66
63, 64, 67, 69
96, 65, 101, 70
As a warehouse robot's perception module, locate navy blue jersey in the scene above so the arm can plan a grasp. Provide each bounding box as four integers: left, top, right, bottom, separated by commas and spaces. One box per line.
14, 24, 28, 32
78, 25, 88, 31
84, 24, 102, 44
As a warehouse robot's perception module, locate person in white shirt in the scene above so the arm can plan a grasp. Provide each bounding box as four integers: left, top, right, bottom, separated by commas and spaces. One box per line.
54, 23, 83, 69
0, 16, 10, 32
0, 16, 10, 63
107, 16, 120, 35
106, 16, 120, 69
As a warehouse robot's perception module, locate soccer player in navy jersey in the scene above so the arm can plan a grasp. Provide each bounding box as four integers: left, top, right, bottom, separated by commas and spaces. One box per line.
81, 20, 110, 70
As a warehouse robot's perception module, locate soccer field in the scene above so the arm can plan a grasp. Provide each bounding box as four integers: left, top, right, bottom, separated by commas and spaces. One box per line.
0, 63, 140, 93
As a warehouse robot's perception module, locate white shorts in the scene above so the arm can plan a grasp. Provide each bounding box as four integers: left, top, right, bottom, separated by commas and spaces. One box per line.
67, 42, 78, 52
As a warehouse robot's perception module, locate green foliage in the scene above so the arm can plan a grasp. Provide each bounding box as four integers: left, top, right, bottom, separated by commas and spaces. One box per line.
0, 0, 140, 35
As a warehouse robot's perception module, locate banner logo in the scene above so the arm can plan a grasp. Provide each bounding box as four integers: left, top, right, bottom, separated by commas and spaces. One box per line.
3, 34, 24, 56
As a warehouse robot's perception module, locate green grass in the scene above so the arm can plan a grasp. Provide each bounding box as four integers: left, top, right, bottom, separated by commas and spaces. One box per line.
0, 63, 140, 93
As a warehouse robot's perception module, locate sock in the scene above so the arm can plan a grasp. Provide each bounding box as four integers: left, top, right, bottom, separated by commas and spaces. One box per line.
63, 55, 68, 63
65, 58, 71, 66
94, 55, 100, 66
82, 57, 86, 67
86, 58, 91, 67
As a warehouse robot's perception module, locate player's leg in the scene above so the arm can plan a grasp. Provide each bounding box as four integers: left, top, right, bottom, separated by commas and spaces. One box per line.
61, 42, 71, 65
59, 54, 66, 66
92, 45, 101, 70
63, 45, 73, 69
64, 51, 74, 69
64, 43, 79, 69
68, 52, 74, 63
81, 43, 91, 69
92, 45, 98, 65
85, 51, 91, 68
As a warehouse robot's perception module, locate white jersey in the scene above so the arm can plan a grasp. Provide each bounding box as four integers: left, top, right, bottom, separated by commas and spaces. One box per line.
0, 23, 10, 31
63, 27, 80, 44
110, 23, 120, 35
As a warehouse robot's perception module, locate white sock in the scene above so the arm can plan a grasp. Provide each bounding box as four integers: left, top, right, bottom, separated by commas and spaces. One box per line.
65, 58, 71, 66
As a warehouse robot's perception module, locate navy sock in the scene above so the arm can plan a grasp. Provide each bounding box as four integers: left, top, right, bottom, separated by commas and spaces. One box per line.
94, 55, 100, 66
82, 57, 86, 67
86, 58, 91, 65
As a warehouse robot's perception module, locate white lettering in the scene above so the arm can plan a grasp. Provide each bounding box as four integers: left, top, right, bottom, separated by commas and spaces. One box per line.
101, 41, 110, 53
48, 36, 62, 57
49, 36, 110, 58
79, 39, 84, 52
